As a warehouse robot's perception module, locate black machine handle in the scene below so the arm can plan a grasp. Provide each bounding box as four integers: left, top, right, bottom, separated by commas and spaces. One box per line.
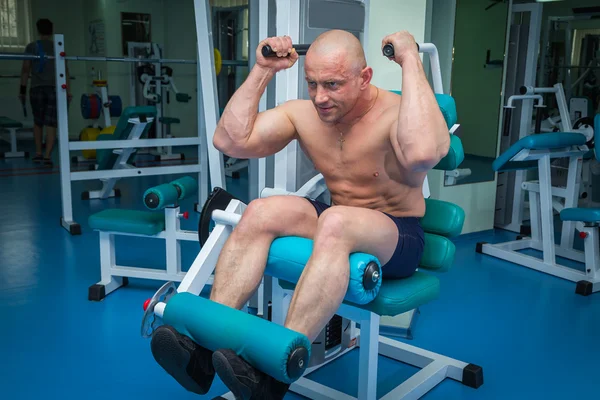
261, 44, 311, 57
534, 107, 544, 134
261, 42, 420, 59
382, 43, 420, 58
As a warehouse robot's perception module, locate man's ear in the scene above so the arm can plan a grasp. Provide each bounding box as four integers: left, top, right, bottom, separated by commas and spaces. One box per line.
360, 67, 373, 89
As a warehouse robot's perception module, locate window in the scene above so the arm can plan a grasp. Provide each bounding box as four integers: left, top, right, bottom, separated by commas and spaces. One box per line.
0, 0, 31, 50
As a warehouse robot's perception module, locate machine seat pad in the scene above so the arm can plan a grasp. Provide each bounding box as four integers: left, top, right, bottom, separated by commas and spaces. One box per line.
560, 208, 600, 223
278, 271, 440, 317
159, 117, 181, 124
0, 117, 23, 128
267, 237, 381, 305
88, 209, 165, 235
493, 132, 587, 172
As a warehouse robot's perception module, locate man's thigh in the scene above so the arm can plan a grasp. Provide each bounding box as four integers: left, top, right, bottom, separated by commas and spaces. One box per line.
317, 206, 423, 277
247, 195, 321, 239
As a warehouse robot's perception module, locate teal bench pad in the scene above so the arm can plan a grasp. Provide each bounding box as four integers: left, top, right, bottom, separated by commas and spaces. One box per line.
560, 208, 600, 223
88, 209, 165, 235
0, 117, 23, 128
493, 132, 587, 172
279, 271, 439, 317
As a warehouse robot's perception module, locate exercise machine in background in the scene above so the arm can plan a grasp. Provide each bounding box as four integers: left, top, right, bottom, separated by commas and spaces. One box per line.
494, 83, 595, 235
478, 113, 600, 296
0, 34, 220, 235
73, 73, 122, 164
87, 176, 200, 301
129, 42, 193, 162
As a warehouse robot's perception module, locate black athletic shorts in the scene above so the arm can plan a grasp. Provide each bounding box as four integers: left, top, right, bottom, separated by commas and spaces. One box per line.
30, 85, 57, 127
305, 198, 424, 279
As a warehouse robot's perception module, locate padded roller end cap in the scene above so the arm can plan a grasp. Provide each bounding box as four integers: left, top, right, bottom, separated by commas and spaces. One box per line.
287, 347, 309, 381
362, 262, 381, 291
145, 192, 160, 210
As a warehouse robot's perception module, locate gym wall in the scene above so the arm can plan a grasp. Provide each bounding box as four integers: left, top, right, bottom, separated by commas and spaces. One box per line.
366, 0, 429, 91
450, 0, 509, 159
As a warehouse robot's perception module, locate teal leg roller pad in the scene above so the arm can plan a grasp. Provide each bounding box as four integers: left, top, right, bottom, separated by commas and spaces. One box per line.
144, 183, 180, 210
171, 176, 198, 200
163, 292, 311, 384
266, 236, 382, 305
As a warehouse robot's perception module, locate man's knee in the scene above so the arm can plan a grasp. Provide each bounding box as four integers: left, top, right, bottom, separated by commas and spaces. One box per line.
237, 197, 283, 235
316, 207, 349, 241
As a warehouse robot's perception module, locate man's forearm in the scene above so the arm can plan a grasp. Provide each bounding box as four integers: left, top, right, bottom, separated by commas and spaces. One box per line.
396, 53, 449, 170
218, 64, 275, 143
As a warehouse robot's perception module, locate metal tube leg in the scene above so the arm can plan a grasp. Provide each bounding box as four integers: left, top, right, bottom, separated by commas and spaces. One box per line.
89, 232, 126, 301
538, 156, 556, 264
165, 208, 181, 276
358, 313, 379, 399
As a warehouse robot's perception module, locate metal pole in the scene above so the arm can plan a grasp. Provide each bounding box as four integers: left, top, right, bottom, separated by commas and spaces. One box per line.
248, 0, 260, 202
54, 34, 80, 235
0, 52, 197, 64
194, 0, 225, 191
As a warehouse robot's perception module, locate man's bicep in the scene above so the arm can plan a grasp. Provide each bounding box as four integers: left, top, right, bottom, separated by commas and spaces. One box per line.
245, 103, 298, 156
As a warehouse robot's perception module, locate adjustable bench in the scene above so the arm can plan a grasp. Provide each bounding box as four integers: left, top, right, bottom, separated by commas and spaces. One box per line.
477, 123, 600, 296
0, 116, 28, 159
82, 106, 156, 200
140, 93, 484, 399
88, 176, 199, 301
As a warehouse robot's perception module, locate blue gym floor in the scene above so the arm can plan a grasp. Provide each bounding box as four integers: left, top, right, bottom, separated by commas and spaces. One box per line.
1, 147, 600, 399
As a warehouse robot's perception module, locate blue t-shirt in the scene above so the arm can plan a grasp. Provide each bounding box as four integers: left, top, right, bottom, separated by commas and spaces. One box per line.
24, 40, 55, 88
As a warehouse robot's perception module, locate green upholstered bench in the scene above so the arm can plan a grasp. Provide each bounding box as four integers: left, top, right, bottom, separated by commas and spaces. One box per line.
89, 209, 165, 236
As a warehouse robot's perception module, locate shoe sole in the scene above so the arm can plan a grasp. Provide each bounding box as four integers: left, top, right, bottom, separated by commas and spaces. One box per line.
212, 351, 252, 400
151, 327, 207, 395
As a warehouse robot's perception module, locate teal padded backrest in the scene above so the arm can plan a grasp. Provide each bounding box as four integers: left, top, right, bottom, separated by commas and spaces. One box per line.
96, 106, 157, 170
434, 134, 464, 171
421, 198, 465, 238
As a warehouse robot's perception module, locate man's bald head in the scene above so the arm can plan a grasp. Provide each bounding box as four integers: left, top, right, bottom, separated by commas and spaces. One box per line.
305, 30, 367, 75
303, 30, 373, 124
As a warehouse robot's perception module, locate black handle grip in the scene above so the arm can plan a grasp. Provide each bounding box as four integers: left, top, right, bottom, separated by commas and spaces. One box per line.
503, 108, 513, 137
382, 43, 420, 58
261, 44, 311, 58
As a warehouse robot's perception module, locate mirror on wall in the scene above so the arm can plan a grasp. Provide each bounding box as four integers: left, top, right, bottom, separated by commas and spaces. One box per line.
445, 0, 511, 186
537, 1, 600, 121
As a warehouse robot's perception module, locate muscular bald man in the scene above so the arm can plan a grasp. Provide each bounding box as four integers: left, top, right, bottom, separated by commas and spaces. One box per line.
150, 30, 450, 399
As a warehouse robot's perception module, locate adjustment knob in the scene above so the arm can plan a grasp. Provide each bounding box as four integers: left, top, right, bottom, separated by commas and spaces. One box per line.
143, 298, 151, 311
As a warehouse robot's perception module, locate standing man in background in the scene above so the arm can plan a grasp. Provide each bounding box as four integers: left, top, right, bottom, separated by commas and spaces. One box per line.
19, 18, 71, 167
